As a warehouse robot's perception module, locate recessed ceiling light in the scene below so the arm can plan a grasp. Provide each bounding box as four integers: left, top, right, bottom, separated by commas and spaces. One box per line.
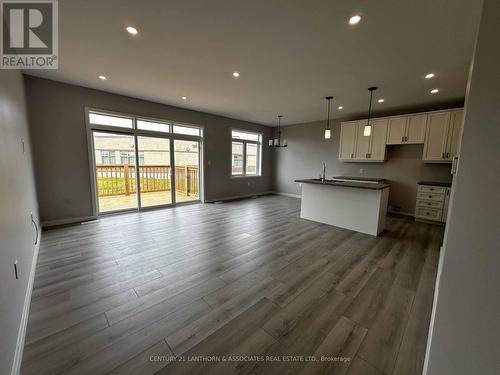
181, 96, 187, 100
338, 106, 343, 110
126, 26, 138, 35
425, 73, 435, 79
98, 75, 107, 80
378, 98, 385, 103
349, 15, 361, 25
430, 88, 439, 94
232, 72, 240, 78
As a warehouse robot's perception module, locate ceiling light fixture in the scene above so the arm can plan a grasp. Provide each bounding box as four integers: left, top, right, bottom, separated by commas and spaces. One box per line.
338, 106, 343, 110
98, 75, 107, 80
425, 73, 435, 79
126, 26, 138, 35
232, 72, 240, 78
269, 115, 287, 147
378, 98, 385, 103
181, 96, 187, 100
324, 96, 334, 139
364, 87, 377, 137
349, 15, 361, 25
430, 88, 439, 94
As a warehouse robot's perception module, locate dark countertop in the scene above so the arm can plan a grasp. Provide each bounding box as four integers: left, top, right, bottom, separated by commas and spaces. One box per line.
295, 178, 390, 190
333, 176, 386, 183
418, 181, 452, 187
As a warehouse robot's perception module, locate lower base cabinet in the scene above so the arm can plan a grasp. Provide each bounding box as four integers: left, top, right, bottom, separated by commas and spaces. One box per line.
414, 184, 451, 223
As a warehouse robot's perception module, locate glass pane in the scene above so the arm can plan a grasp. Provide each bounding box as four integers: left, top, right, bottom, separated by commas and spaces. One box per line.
246, 143, 258, 175
174, 140, 200, 202
231, 130, 260, 142
93, 131, 138, 213
137, 119, 170, 133
232, 142, 243, 175
137, 137, 172, 207
173, 124, 201, 137
89, 112, 133, 128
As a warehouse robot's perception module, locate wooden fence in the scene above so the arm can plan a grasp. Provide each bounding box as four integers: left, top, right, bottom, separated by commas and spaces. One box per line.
96, 164, 198, 197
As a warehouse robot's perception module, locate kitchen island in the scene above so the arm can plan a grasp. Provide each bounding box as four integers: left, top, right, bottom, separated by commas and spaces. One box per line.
295, 178, 390, 235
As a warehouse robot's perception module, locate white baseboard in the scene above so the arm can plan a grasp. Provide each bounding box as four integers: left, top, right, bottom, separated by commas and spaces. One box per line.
388, 210, 415, 217
271, 191, 301, 199
204, 191, 273, 203
42, 215, 97, 228
11, 231, 41, 375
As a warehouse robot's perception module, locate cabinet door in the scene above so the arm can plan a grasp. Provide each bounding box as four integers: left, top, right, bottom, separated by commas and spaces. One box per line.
405, 114, 427, 144
339, 122, 357, 160
369, 119, 388, 160
423, 112, 451, 162
355, 121, 371, 160
386, 117, 407, 144
445, 110, 463, 160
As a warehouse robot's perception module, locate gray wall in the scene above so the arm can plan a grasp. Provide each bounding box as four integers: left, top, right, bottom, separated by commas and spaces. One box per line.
0, 70, 39, 374
272, 119, 452, 214
24, 76, 273, 224
424, 0, 500, 373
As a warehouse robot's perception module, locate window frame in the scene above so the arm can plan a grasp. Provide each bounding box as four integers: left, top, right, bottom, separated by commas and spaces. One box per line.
230, 129, 262, 177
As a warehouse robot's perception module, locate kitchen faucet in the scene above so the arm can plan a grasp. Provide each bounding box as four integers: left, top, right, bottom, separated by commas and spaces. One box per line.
321, 162, 326, 181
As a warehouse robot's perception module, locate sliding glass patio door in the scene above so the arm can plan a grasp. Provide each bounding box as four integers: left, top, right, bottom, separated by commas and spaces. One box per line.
92, 131, 139, 213
88, 110, 203, 215
137, 136, 173, 208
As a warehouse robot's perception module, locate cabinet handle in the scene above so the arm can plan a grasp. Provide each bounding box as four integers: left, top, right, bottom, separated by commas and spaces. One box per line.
351, 153, 354, 159
428, 195, 432, 198
428, 203, 431, 206
430, 188, 434, 191
446, 152, 450, 158
401, 136, 404, 142
366, 153, 369, 158
442, 152, 445, 159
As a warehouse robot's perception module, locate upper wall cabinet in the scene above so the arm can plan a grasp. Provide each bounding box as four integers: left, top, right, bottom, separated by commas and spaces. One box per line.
339, 119, 388, 162
423, 109, 463, 162
386, 114, 427, 144
339, 108, 463, 163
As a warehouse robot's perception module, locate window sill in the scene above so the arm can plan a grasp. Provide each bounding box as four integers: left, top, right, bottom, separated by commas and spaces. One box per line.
230, 174, 262, 179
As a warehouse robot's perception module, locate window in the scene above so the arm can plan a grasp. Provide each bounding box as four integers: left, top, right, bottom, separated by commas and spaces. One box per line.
173, 124, 202, 137
231, 130, 261, 176
137, 119, 170, 133
120, 151, 144, 165
89, 112, 133, 128
100, 150, 116, 164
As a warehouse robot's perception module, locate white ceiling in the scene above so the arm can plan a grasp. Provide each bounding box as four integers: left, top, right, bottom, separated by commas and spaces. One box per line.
26, 0, 482, 126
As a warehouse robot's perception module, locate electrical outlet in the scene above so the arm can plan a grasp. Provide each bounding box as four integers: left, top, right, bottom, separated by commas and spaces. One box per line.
247, 181, 251, 186
359, 168, 364, 174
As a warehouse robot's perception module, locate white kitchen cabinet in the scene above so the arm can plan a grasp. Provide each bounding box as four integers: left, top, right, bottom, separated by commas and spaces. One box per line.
339, 120, 387, 162
386, 114, 426, 144
446, 110, 464, 160
405, 114, 427, 143
415, 183, 451, 223
386, 117, 407, 144
423, 109, 463, 162
339, 121, 357, 160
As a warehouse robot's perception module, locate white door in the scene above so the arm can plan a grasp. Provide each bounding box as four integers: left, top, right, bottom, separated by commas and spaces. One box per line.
445, 110, 464, 160
355, 121, 370, 160
386, 117, 407, 144
406, 114, 427, 144
423, 112, 451, 162
369, 119, 388, 160
339, 122, 357, 160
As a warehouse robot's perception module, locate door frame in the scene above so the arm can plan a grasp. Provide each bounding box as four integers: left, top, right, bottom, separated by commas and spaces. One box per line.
85, 107, 205, 217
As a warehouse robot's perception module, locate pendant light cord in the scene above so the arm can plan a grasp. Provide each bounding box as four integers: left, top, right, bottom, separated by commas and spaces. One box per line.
367, 87, 377, 127
327, 98, 331, 130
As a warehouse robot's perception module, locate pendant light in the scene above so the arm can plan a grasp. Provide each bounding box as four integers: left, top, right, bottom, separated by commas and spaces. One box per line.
269, 115, 287, 147
364, 87, 377, 137
324, 96, 333, 139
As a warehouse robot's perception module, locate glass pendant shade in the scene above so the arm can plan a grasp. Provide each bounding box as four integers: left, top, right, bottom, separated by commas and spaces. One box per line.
324, 129, 331, 139
363, 125, 372, 136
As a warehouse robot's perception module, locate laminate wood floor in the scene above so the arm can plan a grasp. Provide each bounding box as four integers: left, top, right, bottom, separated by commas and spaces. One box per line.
21, 195, 443, 375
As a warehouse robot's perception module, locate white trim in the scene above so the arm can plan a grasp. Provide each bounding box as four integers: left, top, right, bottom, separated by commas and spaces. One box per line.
204, 191, 272, 203
11, 238, 41, 375
388, 210, 415, 217
42, 215, 97, 228
271, 191, 302, 199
